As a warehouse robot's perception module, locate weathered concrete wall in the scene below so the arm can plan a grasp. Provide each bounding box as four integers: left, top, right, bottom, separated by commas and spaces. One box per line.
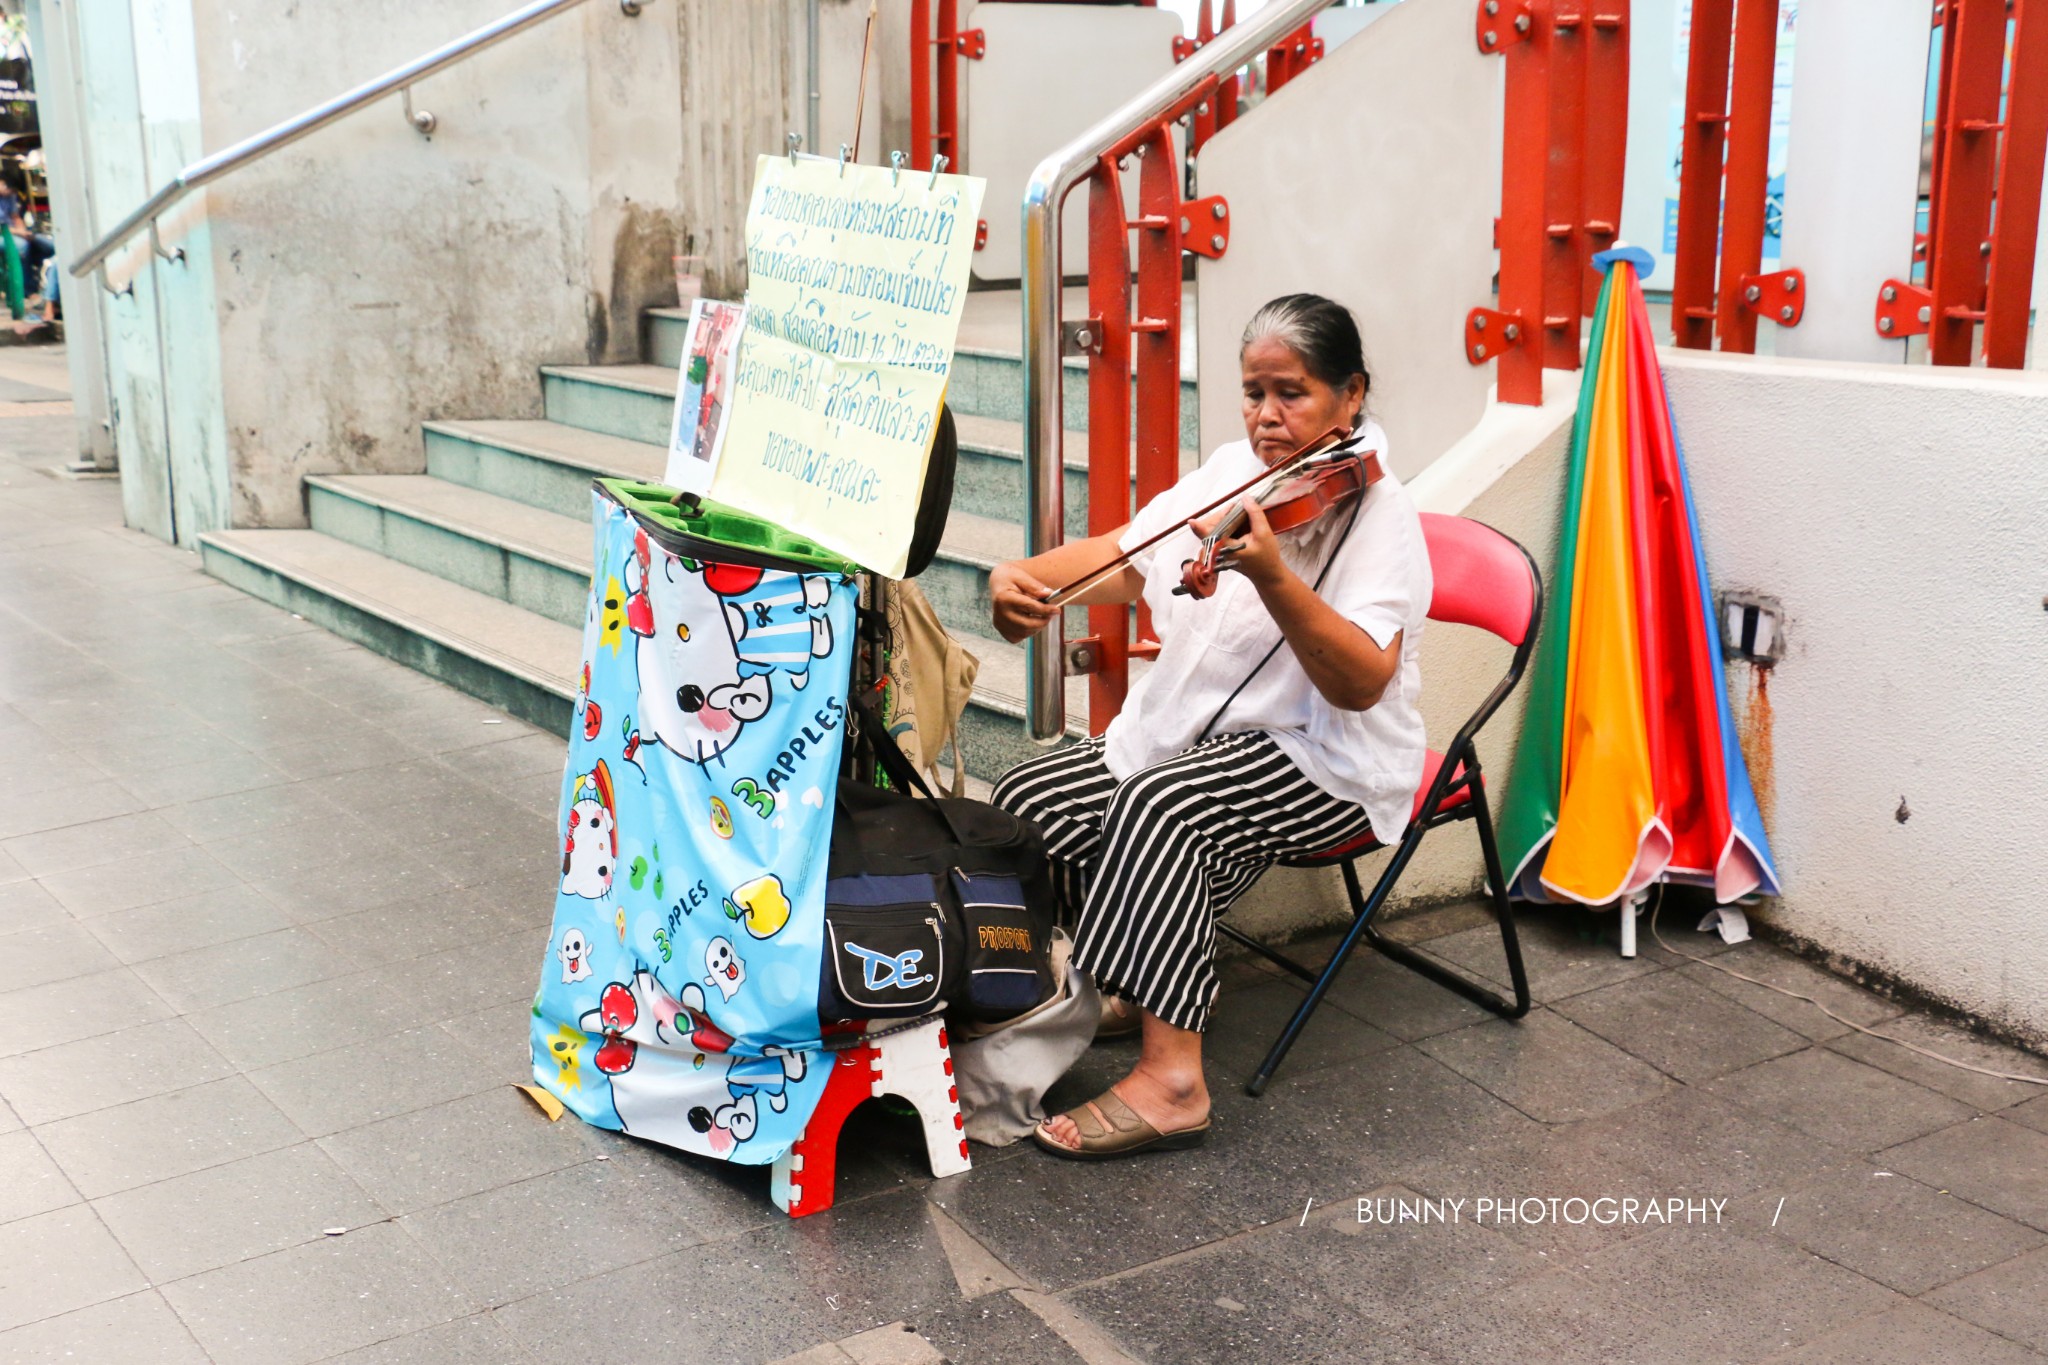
188, 0, 604, 530
1662, 352, 2048, 1044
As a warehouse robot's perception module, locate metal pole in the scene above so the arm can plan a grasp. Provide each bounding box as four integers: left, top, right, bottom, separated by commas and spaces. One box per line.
807, 0, 821, 155
1018, 0, 1329, 743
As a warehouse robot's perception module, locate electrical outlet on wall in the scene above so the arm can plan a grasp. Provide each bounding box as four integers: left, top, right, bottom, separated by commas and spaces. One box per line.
1718, 592, 1784, 666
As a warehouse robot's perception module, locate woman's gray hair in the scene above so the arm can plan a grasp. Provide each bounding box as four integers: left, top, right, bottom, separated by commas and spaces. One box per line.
1241, 294, 1371, 406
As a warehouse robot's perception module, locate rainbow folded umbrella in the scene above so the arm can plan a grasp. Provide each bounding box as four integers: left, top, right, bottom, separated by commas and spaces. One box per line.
1498, 247, 1780, 907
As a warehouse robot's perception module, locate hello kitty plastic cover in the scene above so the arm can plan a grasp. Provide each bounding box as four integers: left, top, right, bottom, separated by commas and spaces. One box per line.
531, 487, 857, 1165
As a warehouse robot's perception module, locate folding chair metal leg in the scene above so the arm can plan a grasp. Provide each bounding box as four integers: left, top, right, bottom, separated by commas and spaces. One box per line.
1363, 797, 1531, 1021
1243, 828, 1424, 1098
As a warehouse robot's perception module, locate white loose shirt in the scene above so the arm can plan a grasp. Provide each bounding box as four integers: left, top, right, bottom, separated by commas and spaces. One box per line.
1101, 423, 1432, 846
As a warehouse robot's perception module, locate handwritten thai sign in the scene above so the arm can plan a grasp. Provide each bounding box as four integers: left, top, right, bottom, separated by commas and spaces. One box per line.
708, 155, 986, 578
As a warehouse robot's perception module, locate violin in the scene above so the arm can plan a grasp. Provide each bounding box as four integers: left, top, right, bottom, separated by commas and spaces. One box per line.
1175, 445, 1383, 599
1037, 426, 1379, 610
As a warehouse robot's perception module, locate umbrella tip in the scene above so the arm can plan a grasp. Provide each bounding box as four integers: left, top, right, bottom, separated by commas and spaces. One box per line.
1592, 244, 1657, 278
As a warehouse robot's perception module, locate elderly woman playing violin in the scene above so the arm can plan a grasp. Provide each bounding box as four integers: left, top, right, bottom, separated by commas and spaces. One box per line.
987, 293, 1432, 1160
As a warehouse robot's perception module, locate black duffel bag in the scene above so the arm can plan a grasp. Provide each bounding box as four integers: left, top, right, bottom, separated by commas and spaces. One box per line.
819, 696, 1059, 1025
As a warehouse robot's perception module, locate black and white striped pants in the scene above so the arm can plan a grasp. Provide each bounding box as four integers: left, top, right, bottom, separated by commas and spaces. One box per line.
991, 731, 1375, 1032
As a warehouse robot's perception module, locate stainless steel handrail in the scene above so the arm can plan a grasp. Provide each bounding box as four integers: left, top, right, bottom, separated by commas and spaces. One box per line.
1018, 0, 1329, 742
72, 0, 636, 280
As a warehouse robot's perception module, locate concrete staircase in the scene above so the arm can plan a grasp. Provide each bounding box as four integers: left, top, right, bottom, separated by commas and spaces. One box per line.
199, 297, 1198, 782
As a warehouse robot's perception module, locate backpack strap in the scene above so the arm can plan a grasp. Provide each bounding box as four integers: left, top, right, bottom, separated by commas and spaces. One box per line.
847, 686, 939, 802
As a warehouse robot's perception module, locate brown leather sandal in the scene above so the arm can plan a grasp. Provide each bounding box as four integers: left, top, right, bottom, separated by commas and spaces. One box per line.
1033, 1089, 1210, 1161
1096, 994, 1143, 1041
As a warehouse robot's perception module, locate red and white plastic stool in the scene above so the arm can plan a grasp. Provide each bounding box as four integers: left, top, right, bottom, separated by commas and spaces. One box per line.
770, 1016, 971, 1218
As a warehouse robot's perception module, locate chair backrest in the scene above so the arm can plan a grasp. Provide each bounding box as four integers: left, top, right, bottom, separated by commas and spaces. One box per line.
1419, 512, 1537, 648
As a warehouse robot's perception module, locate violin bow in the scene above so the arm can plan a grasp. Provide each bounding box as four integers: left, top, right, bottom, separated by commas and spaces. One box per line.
1038, 426, 1363, 610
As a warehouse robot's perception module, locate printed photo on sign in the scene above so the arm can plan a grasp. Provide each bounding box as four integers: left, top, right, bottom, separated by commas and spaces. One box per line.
664, 298, 749, 494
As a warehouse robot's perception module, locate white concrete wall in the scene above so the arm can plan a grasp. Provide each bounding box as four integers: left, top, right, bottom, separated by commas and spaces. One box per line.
1193, 0, 1500, 482
1662, 352, 2048, 1043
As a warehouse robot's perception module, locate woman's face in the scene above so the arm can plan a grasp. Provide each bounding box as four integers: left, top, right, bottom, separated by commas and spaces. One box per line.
1240, 337, 1365, 466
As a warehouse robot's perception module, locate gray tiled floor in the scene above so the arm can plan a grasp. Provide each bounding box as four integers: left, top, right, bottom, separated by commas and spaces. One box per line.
4, 354, 2048, 1364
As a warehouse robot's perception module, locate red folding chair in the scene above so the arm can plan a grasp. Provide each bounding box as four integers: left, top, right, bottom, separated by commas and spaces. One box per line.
1219, 512, 1541, 1096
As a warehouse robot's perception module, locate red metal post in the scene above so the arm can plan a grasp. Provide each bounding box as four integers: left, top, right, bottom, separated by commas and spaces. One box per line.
935, 0, 962, 171
1580, 2, 1630, 316
1713, 0, 1780, 354
1542, 0, 1588, 368
1216, 0, 1241, 131
909, 0, 933, 170
1924, 2, 1957, 272
1132, 123, 1184, 660
1085, 157, 1135, 733
1492, 0, 1552, 405
1984, 0, 2048, 368
1927, 0, 2007, 364
1671, 0, 1734, 349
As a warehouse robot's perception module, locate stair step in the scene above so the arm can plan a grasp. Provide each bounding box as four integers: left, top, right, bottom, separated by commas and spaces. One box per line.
541, 363, 678, 447
305, 474, 591, 627
198, 529, 578, 735
423, 418, 665, 514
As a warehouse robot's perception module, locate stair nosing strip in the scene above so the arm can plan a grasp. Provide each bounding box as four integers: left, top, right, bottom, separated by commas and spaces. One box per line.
539, 364, 677, 398
422, 418, 666, 477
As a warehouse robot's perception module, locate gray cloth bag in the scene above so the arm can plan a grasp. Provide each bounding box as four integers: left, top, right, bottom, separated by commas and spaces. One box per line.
950, 929, 1102, 1146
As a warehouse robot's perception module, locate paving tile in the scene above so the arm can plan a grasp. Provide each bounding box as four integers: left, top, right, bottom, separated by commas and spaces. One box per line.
241, 843, 459, 923
1924, 1244, 2048, 1353
160, 1218, 473, 1365
318, 1086, 612, 1215
913, 1292, 1092, 1365
0, 877, 65, 936
85, 881, 295, 963
492, 1189, 960, 1365
93, 1140, 388, 1282
1202, 976, 1404, 1084
1679, 941, 1906, 1042
308, 886, 526, 968
1551, 968, 1810, 1083
260, 724, 420, 781
1414, 1008, 1673, 1124
35, 1074, 305, 1198
319, 1312, 538, 1364
442, 998, 543, 1075
1070, 1187, 1546, 1365
1562, 1222, 1904, 1362
0, 845, 28, 883
116, 751, 291, 808
0, 1016, 232, 1125
2007, 1091, 2048, 1137
381, 927, 551, 1024
0, 1129, 80, 1225
0, 1204, 148, 1332
203, 812, 390, 886
0, 1095, 17, 1134
1761, 1301, 2048, 1365
1406, 1084, 1844, 1259
402, 1150, 768, 1306
133, 926, 353, 1013
0, 919, 119, 991
74, 724, 249, 783
0, 776, 143, 841
185, 970, 433, 1072
1766, 1163, 2047, 1294
159, 778, 352, 844
1882, 1116, 2048, 1232
1426, 906, 1665, 1004
250, 1025, 505, 1137
1825, 1014, 2048, 1113
0, 809, 192, 878
1702, 1048, 1977, 1152
38, 842, 243, 918
0, 965, 177, 1058
0, 1289, 208, 1364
